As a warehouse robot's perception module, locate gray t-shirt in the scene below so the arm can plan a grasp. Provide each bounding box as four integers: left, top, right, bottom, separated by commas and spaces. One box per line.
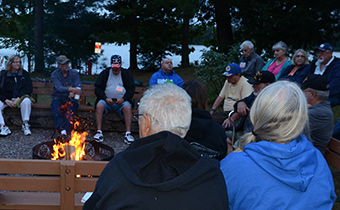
105, 70, 126, 99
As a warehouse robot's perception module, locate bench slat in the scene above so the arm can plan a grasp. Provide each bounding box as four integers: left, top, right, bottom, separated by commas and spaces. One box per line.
0, 159, 60, 174
325, 138, 340, 170
0, 177, 60, 191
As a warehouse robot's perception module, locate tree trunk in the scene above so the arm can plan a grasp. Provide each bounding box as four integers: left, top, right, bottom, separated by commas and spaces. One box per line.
34, 0, 44, 73
213, 0, 233, 54
181, 17, 190, 68
129, 15, 139, 71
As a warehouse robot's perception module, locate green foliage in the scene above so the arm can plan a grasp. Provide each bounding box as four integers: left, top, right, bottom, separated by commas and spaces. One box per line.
194, 43, 241, 102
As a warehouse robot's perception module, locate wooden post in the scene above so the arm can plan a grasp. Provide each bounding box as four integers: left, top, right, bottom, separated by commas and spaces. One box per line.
60, 161, 76, 210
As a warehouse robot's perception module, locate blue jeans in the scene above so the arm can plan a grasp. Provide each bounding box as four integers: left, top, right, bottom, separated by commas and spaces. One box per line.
97, 100, 132, 117
51, 98, 79, 133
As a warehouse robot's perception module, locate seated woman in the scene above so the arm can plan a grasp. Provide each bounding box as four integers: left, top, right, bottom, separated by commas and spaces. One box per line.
262, 41, 291, 79
0, 55, 33, 136
278, 49, 309, 83
220, 81, 336, 210
182, 80, 228, 160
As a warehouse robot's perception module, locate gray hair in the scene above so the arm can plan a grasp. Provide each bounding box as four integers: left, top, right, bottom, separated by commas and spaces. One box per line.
309, 88, 329, 101
272, 41, 288, 51
138, 83, 192, 138
237, 81, 308, 151
240, 40, 254, 50
5, 55, 23, 71
291, 49, 310, 66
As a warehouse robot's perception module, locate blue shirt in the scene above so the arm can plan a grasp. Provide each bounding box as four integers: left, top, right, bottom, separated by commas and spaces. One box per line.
51, 69, 81, 100
149, 68, 184, 87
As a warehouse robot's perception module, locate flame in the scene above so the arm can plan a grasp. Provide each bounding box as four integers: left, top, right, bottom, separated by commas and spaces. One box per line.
51, 130, 88, 160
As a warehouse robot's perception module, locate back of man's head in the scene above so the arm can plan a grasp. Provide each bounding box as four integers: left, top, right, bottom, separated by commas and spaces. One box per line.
139, 83, 192, 138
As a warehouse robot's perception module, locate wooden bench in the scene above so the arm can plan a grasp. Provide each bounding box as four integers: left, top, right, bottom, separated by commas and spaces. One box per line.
325, 137, 340, 170
31, 80, 147, 113
0, 159, 107, 210
4, 80, 147, 132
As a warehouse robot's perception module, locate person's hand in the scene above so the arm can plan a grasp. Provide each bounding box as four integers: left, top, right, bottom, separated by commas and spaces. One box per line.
115, 98, 124, 105
73, 88, 82, 95
13, 97, 19, 105
237, 102, 249, 116
5, 99, 16, 108
68, 92, 75, 98
105, 98, 114, 106
222, 118, 234, 128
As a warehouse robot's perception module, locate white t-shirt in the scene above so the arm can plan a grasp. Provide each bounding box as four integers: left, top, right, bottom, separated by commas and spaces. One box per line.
105, 70, 126, 99
218, 76, 253, 111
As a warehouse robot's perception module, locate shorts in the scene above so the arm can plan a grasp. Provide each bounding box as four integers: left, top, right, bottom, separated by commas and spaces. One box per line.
97, 100, 132, 117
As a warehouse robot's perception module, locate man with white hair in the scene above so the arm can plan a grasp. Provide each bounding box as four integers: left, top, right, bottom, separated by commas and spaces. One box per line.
84, 83, 229, 210
239, 40, 264, 80
302, 75, 334, 155
303, 43, 340, 107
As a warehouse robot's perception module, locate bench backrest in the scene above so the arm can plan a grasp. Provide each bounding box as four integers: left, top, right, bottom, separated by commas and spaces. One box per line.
325, 137, 340, 170
32, 81, 147, 106
0, 159, 107, 210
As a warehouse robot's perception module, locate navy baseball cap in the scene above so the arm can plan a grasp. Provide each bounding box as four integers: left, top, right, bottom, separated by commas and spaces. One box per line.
316, 43, 333, 52
248, 71, 276, 85
222, 63, 242, 77
301, 75, 329, 91
111, 55, 122, 69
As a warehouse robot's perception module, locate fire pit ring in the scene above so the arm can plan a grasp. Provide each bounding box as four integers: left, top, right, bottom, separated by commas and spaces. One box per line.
32, 140, 115, 161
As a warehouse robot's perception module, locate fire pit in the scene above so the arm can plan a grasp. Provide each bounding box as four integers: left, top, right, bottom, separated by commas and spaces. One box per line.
32, 131, 115, 161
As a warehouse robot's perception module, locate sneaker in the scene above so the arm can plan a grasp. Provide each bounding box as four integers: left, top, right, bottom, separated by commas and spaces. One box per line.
0, 125, 11, 136
124, 132, 135, 144
60, 130, 67, 137
94, 130, 104, 142
22, 123, 31, 136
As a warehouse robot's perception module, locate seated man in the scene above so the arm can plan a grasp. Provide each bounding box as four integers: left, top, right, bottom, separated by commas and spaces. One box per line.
51, 55, 81, 136
223, 71, 275, 143
149, 58, 184, 87
210, 63, 253, 124
303, 43, 340, 107
94, 55, 135, 144
83, 83, 228, 210
239, 40, 264, 80
302, 75, 334, 155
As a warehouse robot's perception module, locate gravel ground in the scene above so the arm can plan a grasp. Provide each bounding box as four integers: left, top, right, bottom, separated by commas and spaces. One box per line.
0, 127, 134, 159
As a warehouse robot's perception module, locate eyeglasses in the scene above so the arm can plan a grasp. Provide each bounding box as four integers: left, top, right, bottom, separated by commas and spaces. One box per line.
12, 61, 21, 64
133, 113, 144, 121
296, 55, 305, 58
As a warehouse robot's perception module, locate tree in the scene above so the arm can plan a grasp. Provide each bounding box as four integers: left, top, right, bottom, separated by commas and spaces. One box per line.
34, 0, 44, 73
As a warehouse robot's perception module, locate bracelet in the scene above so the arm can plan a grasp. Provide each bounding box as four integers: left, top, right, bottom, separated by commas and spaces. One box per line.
210, 108, 216, 112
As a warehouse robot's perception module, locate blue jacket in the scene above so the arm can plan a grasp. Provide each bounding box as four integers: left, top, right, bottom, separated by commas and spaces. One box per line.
278, 64, 309, 84
149, 68, 184, 87
303, 57, 340, 99
51, 69, 81, 100
220, 135, 336, 210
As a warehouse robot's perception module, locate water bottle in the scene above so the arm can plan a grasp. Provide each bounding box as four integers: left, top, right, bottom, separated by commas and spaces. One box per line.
74, 84, 81, 100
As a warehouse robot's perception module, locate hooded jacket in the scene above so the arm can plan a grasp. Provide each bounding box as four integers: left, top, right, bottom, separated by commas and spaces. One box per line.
149, 68, 184, 87
220, 135, 336, 210
84, 131, 229, 210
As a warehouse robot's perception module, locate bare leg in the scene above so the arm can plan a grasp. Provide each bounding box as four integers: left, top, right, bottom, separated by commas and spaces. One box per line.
122, 105, 132, 132
95, 103, 105, 130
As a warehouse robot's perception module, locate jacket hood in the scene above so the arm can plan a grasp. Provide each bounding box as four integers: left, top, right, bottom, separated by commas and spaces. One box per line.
244, 135, 318, 192
115, 131, 221, 191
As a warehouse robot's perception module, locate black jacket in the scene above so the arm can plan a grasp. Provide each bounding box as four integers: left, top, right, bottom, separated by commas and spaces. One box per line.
184, 108, 228, 160
0, 69, 32, 102
94, 67, 135, 105
83, 131, 229, 210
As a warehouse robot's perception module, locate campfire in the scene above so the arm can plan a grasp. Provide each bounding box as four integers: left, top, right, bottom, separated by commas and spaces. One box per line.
32, 130, 115, 161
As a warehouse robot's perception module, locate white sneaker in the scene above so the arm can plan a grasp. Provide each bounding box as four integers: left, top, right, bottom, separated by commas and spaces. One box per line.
60, 130, 67, 137
22, 123, 31, 136
124, 132, 135, 144
94, 130, 104, 142
0, 125, 11, 136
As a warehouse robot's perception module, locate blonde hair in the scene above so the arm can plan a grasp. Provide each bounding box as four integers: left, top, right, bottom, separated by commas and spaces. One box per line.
5, 55, 23, 72
237, 81, 308, 151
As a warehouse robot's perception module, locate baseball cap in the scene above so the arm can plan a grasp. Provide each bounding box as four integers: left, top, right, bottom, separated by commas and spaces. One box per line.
56, 55, 70, 65
315, 43, 333, 52
222, 63, 242, 77
111, 55, 122, 69
301, 74, 329, 91
248, 71, 276, 85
